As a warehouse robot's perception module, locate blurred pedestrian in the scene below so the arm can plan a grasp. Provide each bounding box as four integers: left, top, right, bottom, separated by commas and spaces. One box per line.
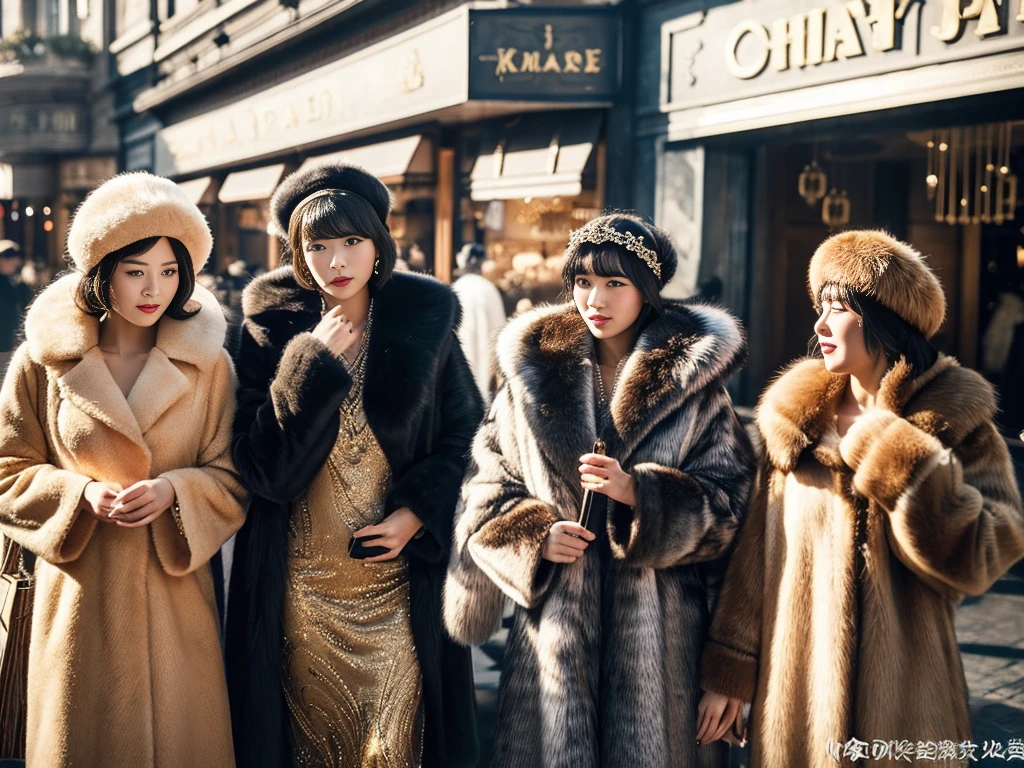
0, 241, 32, 376
453, 242, 506, 403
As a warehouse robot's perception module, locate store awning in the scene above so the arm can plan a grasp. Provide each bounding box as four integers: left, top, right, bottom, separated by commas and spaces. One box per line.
176, 176, 217, 207
470, 113, 602, 201
218, 164, 287, 203
298, 135, 433, 185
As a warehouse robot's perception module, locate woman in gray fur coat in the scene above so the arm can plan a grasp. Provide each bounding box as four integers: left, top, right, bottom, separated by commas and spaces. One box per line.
444, 213, 756, 768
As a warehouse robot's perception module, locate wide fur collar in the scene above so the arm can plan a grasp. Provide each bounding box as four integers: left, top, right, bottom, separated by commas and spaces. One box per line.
758, 354, 998, 472
242, 267, 461, 464
496, 299, 746, 463
24, 272, 227, 370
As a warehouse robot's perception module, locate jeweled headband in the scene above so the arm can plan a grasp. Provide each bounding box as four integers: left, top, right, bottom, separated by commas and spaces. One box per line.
567, 223, 661, 279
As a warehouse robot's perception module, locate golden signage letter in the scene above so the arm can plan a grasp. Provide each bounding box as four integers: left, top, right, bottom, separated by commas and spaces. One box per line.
584, 48, 603, 73
823, 4, 865, 62
806, 7, 826, 65
726, 20, 771, 79
495, 48, 519, 75
521, 51, 541, 72
564, 50, 583, 72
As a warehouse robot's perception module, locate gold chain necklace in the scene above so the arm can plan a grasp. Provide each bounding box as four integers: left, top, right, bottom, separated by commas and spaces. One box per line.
333, 302, 374, 464
594, 355, 627, 407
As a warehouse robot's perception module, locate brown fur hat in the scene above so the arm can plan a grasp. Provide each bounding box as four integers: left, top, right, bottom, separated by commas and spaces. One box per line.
67, 172, 213, 274
808, 230, 946, 339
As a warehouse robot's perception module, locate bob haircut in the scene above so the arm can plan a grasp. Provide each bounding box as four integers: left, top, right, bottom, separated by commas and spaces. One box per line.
811, 281, 938, 377
288, 191, 397, 291
75, 236, 198, 320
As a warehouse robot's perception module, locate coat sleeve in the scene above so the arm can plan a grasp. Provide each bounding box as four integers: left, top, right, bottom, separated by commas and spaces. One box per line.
607, 385, 755, 569
386, 334, 484, 565
231, 318, 352, 505
0, 345, 94, 563
444, 384, 560, 645
840, 408, 1024, 598
152, 351, 250, 576
699, 450, 770, 703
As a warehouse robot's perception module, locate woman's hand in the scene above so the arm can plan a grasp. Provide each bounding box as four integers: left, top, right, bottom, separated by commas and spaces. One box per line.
311, 305, 359, 360
541, 520, 595, 563
80, 481, 123, 523
353, 507, 424, 563
579, 453, 637, 507
696, 691, 746, 747
109, 478, 176, 528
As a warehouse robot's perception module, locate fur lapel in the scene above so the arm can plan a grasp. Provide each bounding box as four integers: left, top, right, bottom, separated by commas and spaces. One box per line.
24, 272, 225, 455
241, 267, 460, 469
495, 300, 747, 476
758, 354, 998, 472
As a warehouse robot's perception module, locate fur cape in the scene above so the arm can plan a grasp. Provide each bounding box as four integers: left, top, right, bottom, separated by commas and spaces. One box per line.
0, 274, 246, 767
701, 356, 1024, 768
223, 267, 483, 768
444, 300, 756, 768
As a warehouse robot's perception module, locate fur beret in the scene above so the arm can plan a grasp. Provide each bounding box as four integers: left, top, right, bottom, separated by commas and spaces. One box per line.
808, 230, 946, 339
269, 163, 392, 239
67, 172, 212, 274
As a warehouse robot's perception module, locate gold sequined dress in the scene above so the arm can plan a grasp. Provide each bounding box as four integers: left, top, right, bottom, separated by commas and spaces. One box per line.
283, 316, 423, 768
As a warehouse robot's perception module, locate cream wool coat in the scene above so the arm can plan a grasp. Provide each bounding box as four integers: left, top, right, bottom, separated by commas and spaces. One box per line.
0, 274, 247, 767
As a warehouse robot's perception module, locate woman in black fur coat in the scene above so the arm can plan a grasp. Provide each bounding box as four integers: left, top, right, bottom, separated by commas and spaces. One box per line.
224, 163, 482, 768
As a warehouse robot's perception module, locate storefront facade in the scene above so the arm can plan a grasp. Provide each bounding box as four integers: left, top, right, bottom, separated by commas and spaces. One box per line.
636, 0, 1024, 444
114, 1, 625, 304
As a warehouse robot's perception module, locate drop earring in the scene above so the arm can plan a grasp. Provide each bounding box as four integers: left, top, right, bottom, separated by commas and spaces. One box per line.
374, 259, 380, 275
320, 293, 328, 316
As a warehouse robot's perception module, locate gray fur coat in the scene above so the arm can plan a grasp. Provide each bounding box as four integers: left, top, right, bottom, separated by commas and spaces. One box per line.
444, 301, 756, 768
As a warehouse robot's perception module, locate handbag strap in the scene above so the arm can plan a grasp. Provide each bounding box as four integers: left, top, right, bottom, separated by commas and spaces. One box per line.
1, 537, 31, 581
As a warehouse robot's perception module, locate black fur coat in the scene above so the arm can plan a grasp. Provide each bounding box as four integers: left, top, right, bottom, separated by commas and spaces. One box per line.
224, 267, 483, 768
444, 301, 756, 768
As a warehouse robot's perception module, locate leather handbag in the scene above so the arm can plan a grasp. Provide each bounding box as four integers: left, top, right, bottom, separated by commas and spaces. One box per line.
0, 535, 33, 759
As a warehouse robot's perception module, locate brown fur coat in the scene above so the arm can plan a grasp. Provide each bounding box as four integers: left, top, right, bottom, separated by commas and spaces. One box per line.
0, 274, 247, 767
701, 355, 1024, 767
445, 300, 756, 768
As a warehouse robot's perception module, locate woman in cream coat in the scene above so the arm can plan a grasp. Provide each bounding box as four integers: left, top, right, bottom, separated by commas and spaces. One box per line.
0, 172, 247, 767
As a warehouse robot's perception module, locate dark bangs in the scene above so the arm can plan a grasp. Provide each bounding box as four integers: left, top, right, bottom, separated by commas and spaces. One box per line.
288, 191, 396, 290
75, 236, 198, 321
810, 281, 938, 377
562, 242, 664, 312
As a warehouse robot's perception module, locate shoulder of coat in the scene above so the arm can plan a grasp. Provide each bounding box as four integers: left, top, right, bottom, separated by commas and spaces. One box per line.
902, 355, 998, 445
755, 357, 844, 472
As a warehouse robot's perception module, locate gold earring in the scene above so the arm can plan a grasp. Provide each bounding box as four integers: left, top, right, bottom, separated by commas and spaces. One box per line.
374, 259, 380, 275
92, 275, 110, 313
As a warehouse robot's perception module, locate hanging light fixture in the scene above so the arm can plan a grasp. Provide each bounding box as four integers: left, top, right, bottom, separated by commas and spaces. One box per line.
822, 188, 851, 228
798, 142, 828, 207
926, 121, 1018, 226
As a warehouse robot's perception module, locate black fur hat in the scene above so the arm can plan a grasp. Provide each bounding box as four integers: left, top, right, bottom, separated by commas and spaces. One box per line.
269, 163, 393, 238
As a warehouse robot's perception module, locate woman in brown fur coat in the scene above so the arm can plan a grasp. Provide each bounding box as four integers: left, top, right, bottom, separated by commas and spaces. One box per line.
0, 173, 247, 767
444, 213, 755, 768
698, 230, 1024, 767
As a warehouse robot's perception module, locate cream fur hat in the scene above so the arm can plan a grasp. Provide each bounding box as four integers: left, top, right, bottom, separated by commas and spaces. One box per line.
808, 230, 946, 340
67, 172, 213, 274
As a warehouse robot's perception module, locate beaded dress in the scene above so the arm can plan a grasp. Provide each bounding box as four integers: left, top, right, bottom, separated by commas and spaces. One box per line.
283, 312, 423, 768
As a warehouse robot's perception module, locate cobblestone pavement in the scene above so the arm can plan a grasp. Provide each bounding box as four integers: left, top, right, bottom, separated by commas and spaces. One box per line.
472, 574, 1024, 767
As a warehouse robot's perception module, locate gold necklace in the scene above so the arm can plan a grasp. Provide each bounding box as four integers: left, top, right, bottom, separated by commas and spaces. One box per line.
333, 302, 374, 464
594, 355, 627, 406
